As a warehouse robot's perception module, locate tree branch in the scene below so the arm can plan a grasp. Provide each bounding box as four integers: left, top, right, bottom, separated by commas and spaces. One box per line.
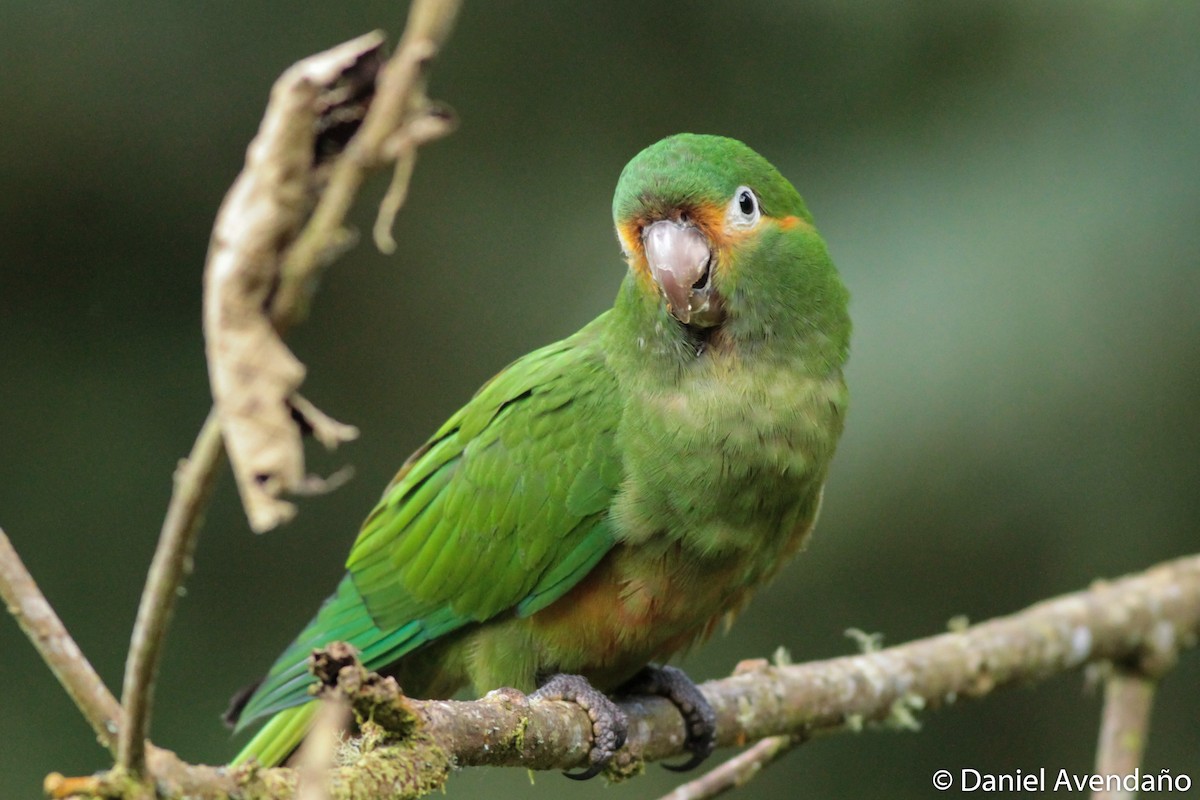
110, 0, 463, 782
117, 411, 225, 774
1091, 670, 1156, 800
0, 527, 123, 752
273, 0, 460, 288
8, 2, 463, 792
46, 553, 1200, 799
0, 527, 232, 796
654, 735, 803, 800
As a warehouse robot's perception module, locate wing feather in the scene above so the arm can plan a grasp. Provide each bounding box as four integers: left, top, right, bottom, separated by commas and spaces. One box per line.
233, 316, 623, 747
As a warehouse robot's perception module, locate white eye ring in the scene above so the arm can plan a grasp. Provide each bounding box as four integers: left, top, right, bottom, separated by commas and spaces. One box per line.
728, 185, 761, 229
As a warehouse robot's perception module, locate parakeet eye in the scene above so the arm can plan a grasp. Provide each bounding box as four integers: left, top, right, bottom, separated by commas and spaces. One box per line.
728, 186, 761, 229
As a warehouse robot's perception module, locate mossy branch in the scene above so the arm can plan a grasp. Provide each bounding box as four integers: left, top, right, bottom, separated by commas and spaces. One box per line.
34, 553, 1200, 799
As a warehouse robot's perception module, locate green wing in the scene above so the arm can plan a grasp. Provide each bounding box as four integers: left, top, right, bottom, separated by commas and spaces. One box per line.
232, 316, 623, 764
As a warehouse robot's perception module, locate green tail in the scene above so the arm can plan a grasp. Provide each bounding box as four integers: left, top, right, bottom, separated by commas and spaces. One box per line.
231, 703, 318, 767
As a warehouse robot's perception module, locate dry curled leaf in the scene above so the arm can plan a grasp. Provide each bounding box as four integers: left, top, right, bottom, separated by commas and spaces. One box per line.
203, 34, 383, 532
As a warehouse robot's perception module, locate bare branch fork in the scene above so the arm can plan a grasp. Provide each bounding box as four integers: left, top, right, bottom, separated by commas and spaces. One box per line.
1, 1, 1197, 798
116, 0, 461, 784
6, 0, 462, 793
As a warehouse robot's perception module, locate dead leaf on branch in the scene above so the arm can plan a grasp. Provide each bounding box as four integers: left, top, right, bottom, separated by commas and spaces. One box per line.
202, 34, 385, 533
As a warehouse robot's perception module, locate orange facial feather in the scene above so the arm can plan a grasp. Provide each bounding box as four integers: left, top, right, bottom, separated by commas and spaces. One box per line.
777, 214, 814, 232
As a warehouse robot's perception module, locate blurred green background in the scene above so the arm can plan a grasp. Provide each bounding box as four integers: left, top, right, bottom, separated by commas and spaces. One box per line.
2, 2, 1198, 798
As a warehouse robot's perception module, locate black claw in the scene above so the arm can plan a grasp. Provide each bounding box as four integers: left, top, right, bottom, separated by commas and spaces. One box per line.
662, 752, 710, 773
563, 765, 606, 781
624, 664, 717, 772
532, 673, 628, 780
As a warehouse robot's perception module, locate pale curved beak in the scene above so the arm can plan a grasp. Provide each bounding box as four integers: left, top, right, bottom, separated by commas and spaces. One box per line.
643, 220, 713, 325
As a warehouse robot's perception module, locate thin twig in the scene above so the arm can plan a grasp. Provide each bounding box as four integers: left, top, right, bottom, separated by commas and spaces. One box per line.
1091, 670, 1156, 800
0, 530, 223, 790
116, 411, 225, 774
656, 735, 802, 800
0, 527, 123, 752
271, 0, 461, 329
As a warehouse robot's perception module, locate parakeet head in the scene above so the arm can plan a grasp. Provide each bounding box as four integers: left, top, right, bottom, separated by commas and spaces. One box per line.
612, 134, 833, 340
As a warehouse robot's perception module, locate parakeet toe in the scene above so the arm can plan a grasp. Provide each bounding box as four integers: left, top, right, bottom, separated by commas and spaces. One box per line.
532, 673, 629, 780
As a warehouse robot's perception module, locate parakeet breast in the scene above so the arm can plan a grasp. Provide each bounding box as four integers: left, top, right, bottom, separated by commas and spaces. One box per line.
612, 330, 848, 559
518, 331, 848, 688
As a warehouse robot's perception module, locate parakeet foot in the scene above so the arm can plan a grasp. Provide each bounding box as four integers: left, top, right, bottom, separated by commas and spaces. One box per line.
625, 664, 716, 772
532, 673, 628, 780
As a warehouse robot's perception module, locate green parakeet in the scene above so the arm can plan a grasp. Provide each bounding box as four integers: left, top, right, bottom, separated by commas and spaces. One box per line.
227, 133, 851, 774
